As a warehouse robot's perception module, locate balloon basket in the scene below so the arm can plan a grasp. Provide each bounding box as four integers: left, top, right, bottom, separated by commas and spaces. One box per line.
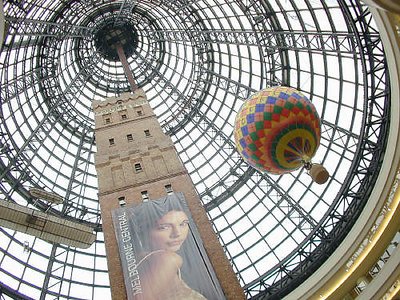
308, 163, 329, 184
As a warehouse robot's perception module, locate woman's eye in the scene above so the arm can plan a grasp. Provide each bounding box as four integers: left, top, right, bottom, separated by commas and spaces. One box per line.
158, 225, 170, 230
180, 220, 189, 227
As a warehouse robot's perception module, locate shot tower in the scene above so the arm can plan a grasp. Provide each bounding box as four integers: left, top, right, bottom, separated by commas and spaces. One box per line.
93, 90, 244, 299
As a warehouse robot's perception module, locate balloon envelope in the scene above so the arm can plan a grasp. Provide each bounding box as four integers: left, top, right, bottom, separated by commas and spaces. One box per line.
234, 86, 321, 174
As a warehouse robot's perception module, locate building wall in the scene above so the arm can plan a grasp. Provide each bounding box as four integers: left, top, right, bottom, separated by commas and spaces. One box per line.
93, 90, 244, 300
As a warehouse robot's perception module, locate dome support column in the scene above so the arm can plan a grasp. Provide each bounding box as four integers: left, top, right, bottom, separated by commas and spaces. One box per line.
116, 43, 138, 93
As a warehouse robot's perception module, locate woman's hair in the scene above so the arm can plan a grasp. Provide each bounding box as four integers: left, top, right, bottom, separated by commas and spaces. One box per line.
129, 195, 189, 253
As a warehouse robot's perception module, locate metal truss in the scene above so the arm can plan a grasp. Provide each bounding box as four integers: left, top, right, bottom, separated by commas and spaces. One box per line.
5, 16, 93, 39
149, 29, 364, 55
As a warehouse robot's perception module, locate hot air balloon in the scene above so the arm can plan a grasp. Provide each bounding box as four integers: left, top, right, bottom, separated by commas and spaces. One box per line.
234, 86, 329, 184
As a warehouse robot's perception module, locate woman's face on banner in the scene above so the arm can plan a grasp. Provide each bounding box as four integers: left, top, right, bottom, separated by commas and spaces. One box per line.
150, 210, 190, 252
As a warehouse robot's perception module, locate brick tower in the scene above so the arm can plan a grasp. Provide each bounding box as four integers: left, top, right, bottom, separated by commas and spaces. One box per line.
93, 89, 244, 300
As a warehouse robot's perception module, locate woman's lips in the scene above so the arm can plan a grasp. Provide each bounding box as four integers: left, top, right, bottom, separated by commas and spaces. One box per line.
168, 240, 183, 246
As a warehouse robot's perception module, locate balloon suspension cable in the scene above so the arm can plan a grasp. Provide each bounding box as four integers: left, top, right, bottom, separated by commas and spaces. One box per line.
302, 159, 313, 171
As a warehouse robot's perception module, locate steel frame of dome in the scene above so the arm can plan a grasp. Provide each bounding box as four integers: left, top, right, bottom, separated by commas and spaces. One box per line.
0, 0, 391, 299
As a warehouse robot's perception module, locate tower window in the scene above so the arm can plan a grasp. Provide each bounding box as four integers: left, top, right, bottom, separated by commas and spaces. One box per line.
109, 138, 115, 146
144, 130, 151, 137
119, 109, 128, 120
141, 191, 149, 202
103, 114, 112, 124
127, 134, 133, 142
136, 110, 143, 116
134, 163, 142, 172
165, 184, 173, 195
118, 196, 126, 207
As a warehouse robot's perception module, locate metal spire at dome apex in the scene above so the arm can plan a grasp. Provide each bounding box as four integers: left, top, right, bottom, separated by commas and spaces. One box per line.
0, 0, 395, 299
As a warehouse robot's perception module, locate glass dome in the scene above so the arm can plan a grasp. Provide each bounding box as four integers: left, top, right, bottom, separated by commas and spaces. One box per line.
0, 0, 390, 299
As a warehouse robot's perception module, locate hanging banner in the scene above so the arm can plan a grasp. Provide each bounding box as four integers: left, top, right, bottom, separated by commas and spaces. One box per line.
112, 192, 226, 300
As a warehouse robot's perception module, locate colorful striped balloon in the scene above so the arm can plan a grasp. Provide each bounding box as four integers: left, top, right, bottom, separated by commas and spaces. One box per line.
234, 86, 321, 175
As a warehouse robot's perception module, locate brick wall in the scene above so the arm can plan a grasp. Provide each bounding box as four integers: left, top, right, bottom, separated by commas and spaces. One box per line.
93, 90, 244, 300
